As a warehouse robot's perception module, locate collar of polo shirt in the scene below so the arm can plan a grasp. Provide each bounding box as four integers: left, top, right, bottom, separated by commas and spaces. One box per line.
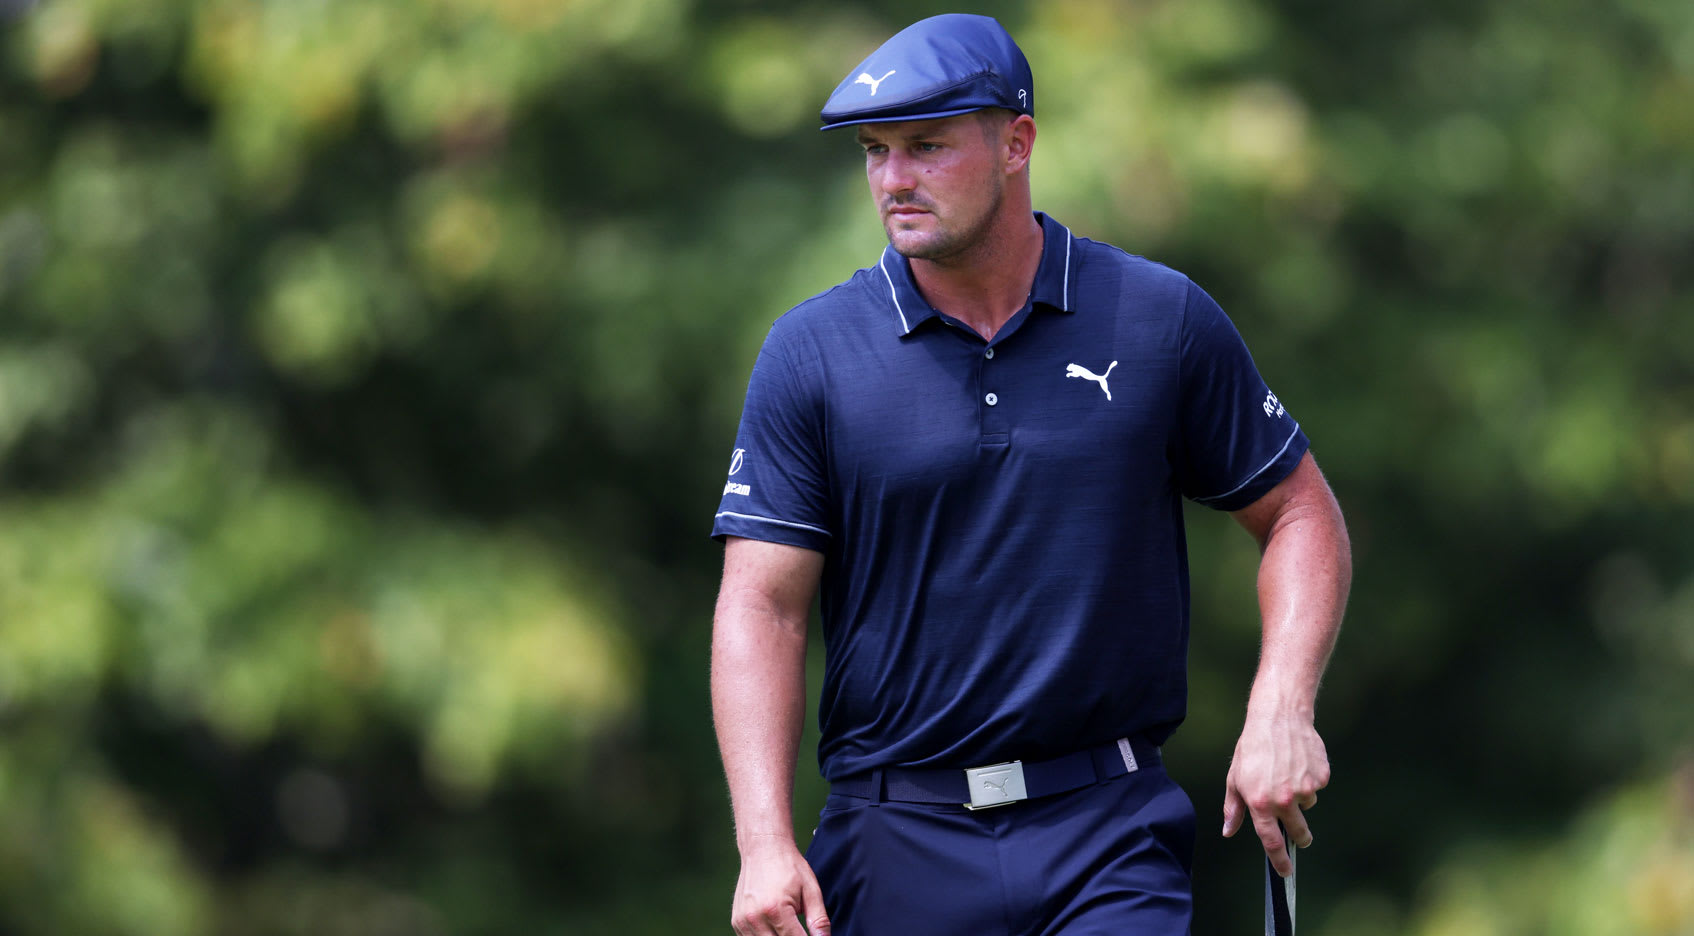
875, 211, 1076, 337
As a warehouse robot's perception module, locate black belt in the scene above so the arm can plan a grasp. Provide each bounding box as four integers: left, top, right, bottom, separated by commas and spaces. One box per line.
829, 736, 1161, 806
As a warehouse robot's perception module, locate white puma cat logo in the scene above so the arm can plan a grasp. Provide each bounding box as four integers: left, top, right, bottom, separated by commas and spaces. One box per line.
1065, 361, 1118, 400
855, 70, 896, 95
982, 775, 1011, 795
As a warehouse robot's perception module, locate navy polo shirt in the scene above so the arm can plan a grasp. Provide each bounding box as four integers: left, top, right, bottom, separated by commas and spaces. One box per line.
713, 212, 1307, 780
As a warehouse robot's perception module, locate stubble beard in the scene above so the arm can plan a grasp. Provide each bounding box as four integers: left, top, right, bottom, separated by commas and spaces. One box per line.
884, 175, 1005, 263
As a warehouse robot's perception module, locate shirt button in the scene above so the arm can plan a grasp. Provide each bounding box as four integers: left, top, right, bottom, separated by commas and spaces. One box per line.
985, 392, 999, 406
984, 348, 995, 359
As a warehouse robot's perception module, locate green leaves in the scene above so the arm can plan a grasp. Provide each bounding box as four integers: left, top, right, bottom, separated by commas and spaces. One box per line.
1, 0, 1691, 932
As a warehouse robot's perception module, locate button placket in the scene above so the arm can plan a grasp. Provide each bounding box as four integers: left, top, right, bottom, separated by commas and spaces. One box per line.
978, 340, 1008, 446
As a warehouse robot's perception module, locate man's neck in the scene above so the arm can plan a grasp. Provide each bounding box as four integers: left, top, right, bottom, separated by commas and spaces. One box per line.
909, 211, 1045, 342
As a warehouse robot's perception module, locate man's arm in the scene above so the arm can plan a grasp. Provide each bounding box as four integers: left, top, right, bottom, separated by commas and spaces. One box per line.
1222, 451, 1352, 877
712, 536, 830, 936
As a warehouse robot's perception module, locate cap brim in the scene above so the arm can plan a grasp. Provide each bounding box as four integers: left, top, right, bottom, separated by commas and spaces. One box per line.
819, 105, 990, 131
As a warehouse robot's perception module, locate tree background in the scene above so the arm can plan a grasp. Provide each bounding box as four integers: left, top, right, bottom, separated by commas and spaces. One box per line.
1, 0, 1691, 932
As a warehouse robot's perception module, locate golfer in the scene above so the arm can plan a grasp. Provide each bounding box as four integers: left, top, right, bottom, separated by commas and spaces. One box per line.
711, 13, 1350, 934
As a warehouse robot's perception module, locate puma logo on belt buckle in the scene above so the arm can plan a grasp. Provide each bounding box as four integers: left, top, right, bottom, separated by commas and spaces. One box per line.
963, 761, 1027, 810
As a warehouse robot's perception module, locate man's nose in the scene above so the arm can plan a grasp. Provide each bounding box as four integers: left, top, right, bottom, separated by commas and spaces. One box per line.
878, 151, 917, 197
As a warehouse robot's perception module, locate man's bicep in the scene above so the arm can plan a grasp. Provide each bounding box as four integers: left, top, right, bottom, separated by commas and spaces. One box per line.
718, 536, 825, 628
1228, 452, 1338, 548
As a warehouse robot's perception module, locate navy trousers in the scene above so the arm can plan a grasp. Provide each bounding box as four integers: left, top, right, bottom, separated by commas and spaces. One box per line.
806, 764, 1196, 935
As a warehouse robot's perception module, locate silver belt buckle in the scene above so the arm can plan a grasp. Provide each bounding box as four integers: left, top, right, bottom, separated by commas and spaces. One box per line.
963, 760, 1027, 810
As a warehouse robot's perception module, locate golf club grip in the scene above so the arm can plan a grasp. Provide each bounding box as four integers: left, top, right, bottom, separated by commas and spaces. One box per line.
1264, 822, 1295, 935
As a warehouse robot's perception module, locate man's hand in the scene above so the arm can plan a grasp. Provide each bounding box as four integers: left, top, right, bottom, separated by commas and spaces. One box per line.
731, 834, 831, 936
1221, 709, 1330, 877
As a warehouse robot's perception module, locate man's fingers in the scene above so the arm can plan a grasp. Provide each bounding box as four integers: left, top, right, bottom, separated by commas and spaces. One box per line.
1280, 804, 1314, 849
800, 868, 832, 936
1253, 812, 1293, 877
1221, 784, 1247, 837
733, 890, 804, 936
763, 902, 808, 936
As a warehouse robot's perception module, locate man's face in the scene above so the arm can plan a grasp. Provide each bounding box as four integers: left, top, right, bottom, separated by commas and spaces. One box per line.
856, 113, 1006, 261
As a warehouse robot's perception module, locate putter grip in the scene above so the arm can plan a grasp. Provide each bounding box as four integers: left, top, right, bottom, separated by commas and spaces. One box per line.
1264, 823, 1295, 935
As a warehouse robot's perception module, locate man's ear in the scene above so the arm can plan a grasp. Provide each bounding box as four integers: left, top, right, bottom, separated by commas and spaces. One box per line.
1004, 114, 1036, 174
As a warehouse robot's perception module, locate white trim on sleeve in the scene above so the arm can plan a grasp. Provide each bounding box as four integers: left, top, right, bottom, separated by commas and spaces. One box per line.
715, 511, 832, 537
1192, 422, 1303, 506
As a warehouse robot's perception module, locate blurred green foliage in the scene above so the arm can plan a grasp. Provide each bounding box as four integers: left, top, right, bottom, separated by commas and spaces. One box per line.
0, 0, 1690, 933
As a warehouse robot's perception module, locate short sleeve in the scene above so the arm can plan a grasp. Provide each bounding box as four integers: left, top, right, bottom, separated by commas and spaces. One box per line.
1175, 280, 1308, 511
710, 329, 832, 552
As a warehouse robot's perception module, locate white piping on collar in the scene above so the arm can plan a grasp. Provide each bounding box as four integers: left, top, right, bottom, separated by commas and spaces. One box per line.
1061, 225, 1073, 310
880, 225, 1073, 332
877, 252, 911, 334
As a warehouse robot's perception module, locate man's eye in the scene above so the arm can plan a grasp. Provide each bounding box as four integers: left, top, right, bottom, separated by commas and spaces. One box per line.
864, 145, 887, 155
918, 143, 941, 152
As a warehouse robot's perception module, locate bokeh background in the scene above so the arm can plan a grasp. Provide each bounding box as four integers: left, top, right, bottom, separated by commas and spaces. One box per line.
1, 0, 1691, 932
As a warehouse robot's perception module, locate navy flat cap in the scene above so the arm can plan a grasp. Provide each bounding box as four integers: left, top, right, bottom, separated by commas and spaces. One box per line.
819, 14, 1034, 131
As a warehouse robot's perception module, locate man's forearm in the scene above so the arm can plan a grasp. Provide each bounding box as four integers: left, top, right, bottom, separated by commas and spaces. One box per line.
1247, 489, 1350, 716
712, 589, 810, 850
1222, 461, 1350, 865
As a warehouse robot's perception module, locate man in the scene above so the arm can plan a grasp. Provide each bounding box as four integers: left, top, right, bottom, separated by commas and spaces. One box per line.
711, 14, 1349, 935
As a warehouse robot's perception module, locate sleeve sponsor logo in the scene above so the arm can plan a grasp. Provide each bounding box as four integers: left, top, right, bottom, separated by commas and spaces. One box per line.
723, 448, 750, 495
1262, 391, 1286, 418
